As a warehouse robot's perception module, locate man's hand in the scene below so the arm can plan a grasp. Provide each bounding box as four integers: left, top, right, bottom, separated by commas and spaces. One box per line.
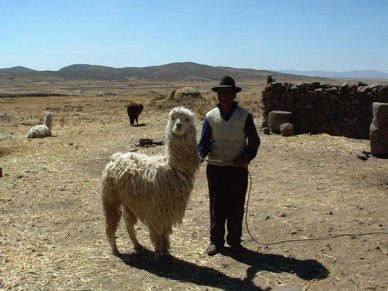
233, 156, 249, 168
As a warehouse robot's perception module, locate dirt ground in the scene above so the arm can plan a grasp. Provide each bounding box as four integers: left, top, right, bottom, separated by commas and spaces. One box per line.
1, 91, 387, 290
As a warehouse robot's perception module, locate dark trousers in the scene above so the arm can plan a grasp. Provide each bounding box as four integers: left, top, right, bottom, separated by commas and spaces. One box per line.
206, 164, 248, 247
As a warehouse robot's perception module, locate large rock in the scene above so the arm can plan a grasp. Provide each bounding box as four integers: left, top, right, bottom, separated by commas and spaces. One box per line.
268, 111, 293, 133
279, 123, 295, 136
370, 127, 388, 158
372, 102, 388, 130
370, 102, 388, 157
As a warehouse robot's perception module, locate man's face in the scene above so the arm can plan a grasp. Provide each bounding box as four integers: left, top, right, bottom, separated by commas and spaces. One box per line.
217, 88, 236, 106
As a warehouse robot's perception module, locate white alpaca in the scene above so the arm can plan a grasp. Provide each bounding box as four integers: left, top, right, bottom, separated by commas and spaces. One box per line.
27, 112, 53, 138
101, 106, 200, 260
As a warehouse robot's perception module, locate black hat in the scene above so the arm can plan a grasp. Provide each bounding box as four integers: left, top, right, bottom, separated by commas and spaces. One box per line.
211, 76, 242, 93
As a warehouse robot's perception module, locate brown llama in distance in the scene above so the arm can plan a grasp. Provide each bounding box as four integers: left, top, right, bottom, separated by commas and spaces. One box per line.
126, 102, 144, 126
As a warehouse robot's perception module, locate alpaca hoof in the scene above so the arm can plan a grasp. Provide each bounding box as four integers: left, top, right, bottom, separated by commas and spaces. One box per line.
154, 252, 172, 262
112, 249, 120, 257
134, 244, 144, 253
162, 253, 173, 261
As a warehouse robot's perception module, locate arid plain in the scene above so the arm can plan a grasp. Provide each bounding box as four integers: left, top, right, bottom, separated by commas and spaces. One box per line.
1, 66, 388, 290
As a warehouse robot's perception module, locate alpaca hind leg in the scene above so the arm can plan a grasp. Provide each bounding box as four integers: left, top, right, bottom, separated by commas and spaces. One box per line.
122, 206, 143, 252
104, 207, 122, 256
102, 192, 122, 256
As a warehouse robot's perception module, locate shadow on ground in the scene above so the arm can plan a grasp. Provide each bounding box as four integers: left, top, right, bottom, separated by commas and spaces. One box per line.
223, 247, 329, 281
119, 247, 329, 290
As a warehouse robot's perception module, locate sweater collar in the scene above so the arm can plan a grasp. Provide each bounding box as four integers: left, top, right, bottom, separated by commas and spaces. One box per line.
217, 101, 238, 121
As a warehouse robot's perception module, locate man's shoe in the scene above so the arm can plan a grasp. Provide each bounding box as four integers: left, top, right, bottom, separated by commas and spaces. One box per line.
206, 244, 223, 256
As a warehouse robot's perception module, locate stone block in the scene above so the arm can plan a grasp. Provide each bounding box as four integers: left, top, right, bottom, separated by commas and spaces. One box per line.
370, 127, 388, 158
372, 102, 388, 130
268, 111, 293, 133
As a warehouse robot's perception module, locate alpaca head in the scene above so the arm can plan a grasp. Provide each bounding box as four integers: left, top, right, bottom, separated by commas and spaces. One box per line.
44, 112, 53, 128
166, 107, 195, 137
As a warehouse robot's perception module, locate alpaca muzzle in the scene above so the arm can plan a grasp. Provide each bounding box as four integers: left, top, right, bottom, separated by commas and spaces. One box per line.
174, 121, 182, 133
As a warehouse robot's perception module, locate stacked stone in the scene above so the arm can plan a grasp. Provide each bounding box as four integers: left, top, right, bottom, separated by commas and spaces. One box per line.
370, 102, 388, 157
261, 81, 388, 139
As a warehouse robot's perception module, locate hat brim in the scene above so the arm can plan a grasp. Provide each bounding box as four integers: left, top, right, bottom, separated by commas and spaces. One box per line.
211, 85, 242, 93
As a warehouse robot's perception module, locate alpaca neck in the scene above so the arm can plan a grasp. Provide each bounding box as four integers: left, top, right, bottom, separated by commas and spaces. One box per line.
45, 116, 52, 129
166, 136, 199, 174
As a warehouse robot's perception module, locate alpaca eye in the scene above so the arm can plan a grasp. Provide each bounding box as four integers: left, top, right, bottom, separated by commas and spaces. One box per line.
171, 117, 175, 120
185, 118, 189, 122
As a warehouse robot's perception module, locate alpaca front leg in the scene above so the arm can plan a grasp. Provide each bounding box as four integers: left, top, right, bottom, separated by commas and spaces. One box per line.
123, 206, 143, 252
154, 249, 162, 262
151, 227, 172, 261
160, 227, 172, 256
149, 227, 163, 261
154, 236, 171, 261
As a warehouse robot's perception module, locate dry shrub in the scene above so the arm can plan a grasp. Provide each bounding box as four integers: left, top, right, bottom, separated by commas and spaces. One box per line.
150, 89, 262, 121
149, 88, 213, 119
169, 87, 202, 99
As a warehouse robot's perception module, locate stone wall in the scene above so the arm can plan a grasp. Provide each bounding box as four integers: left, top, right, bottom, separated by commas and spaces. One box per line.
261, 81, 388, 139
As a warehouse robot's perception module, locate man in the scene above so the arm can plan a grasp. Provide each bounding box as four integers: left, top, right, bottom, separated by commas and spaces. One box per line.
198, 76, 261, 255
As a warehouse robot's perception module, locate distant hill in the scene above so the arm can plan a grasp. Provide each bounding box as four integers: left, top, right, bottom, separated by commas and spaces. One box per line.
56, 62, 281, 82
280, 69, 388, 80
0, 62, 289, 82
3, 62, 386, 82
0, 66, 37, 73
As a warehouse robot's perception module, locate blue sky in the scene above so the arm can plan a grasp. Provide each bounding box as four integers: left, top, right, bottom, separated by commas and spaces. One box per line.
1, 0, 387, 72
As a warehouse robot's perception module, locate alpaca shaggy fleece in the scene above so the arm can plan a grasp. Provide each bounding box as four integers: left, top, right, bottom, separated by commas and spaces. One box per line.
101, 106, 200, 260
27, 112, 53, 138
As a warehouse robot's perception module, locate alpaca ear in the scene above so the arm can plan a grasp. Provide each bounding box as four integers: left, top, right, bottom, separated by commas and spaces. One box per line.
189, 111, 195, 120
